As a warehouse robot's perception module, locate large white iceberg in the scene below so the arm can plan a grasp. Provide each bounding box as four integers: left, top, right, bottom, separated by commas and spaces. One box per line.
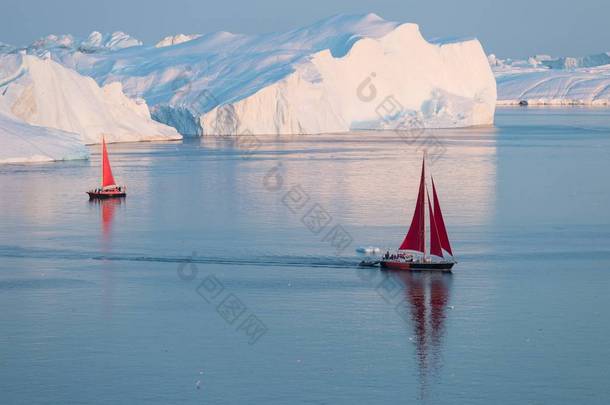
200, 23, 496, 135
24, 13, 496, 135
0, 53, 181, 144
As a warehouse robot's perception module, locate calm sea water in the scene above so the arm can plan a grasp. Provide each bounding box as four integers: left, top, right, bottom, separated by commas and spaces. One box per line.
1, 108, 610, 404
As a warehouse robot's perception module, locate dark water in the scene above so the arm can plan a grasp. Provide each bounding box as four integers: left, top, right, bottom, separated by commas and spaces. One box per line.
1, 108, 610, 404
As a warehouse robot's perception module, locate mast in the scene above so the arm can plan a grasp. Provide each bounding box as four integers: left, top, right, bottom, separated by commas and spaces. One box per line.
101, 136, 104, 187
423, 152, 427, 260
427, 188, 444, 258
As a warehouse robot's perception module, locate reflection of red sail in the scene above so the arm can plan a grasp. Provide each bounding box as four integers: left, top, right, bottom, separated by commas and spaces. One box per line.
427, 190, 443, 258
429, 277, 449, 351
97, 199, 121, 320
102, 137, 116, 188
100, 199, 119, 241
394, 272, 452, 399
399, 160, 425, 253
432, 178, 452, 256
404, 273, 427, 375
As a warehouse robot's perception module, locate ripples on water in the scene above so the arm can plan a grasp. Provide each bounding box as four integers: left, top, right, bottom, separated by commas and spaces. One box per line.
1, 108, 610, 404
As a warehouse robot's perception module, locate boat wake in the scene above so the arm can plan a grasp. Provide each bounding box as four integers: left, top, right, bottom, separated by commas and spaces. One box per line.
0, 245, 358, 269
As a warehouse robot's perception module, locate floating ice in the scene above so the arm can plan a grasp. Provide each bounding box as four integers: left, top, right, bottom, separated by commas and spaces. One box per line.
492, 52, 610, 105
0, 53, 181, 145
0, 112, 88, 164
356, 246, 381, 254
17, 13, 496, 136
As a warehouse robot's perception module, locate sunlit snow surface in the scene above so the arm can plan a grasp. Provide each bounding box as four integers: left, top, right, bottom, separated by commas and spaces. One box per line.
17, 13, 497, 135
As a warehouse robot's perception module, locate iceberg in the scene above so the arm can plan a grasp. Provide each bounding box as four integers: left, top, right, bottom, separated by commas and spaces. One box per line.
495, 67, 610, 106
29, 34, 77, 51
20, 13, 496, 136
492, 52, 610, 105
79, 31, 143, 52
0, 53, 181, 144
155, 34, 202, 48
199, 23, 496, 135
541, 53, 610, 70
0, 112, 88, 164
26, 31, 142, 54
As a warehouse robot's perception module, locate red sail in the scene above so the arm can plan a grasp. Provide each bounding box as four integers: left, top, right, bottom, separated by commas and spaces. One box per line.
101, 137, 116, 188
399, 159, 425, 253
427, 189, 443, 258
432, 178, 453, 256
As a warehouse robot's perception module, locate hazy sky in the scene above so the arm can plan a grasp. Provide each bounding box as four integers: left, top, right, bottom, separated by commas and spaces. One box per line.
2, 0, 608, 58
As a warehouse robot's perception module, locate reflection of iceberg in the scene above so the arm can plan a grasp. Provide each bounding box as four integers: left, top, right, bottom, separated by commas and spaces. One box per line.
239, 129, 498, 229
159, 129, 498, 257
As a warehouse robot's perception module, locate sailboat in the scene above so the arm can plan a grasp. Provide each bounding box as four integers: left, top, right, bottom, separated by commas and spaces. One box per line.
87, 137, 126, 199
380, 155, 455, 272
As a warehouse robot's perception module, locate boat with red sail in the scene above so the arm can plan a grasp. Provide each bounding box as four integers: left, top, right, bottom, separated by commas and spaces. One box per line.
380, 155, 455, 272
87, 137, 126, 199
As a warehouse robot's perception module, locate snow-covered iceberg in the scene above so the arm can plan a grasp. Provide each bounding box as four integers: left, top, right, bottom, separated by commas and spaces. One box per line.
155, 34, 202, 48
0, 53, 181, 144
22, 13, 496, 135
492, 53, 610, 105
540, 53, 610, 70
0, 112, 88, 164
199, 23, 496, 134
27, 31, 142, 54
79, 31, 142, 52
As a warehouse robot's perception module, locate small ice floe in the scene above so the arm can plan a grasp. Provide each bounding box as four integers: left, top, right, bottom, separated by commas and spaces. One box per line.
356, 246, 381, 254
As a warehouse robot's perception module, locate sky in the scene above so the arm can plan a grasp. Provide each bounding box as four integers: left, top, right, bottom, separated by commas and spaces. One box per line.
1, 0, 608, 58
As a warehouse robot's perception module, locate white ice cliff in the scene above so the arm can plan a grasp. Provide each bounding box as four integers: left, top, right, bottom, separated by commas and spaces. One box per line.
19, 13, 497, 136
0, 53, 181, 147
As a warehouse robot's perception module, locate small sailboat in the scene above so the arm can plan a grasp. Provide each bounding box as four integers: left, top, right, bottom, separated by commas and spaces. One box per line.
87, 137, 126, 199
380, 155, 456, 272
